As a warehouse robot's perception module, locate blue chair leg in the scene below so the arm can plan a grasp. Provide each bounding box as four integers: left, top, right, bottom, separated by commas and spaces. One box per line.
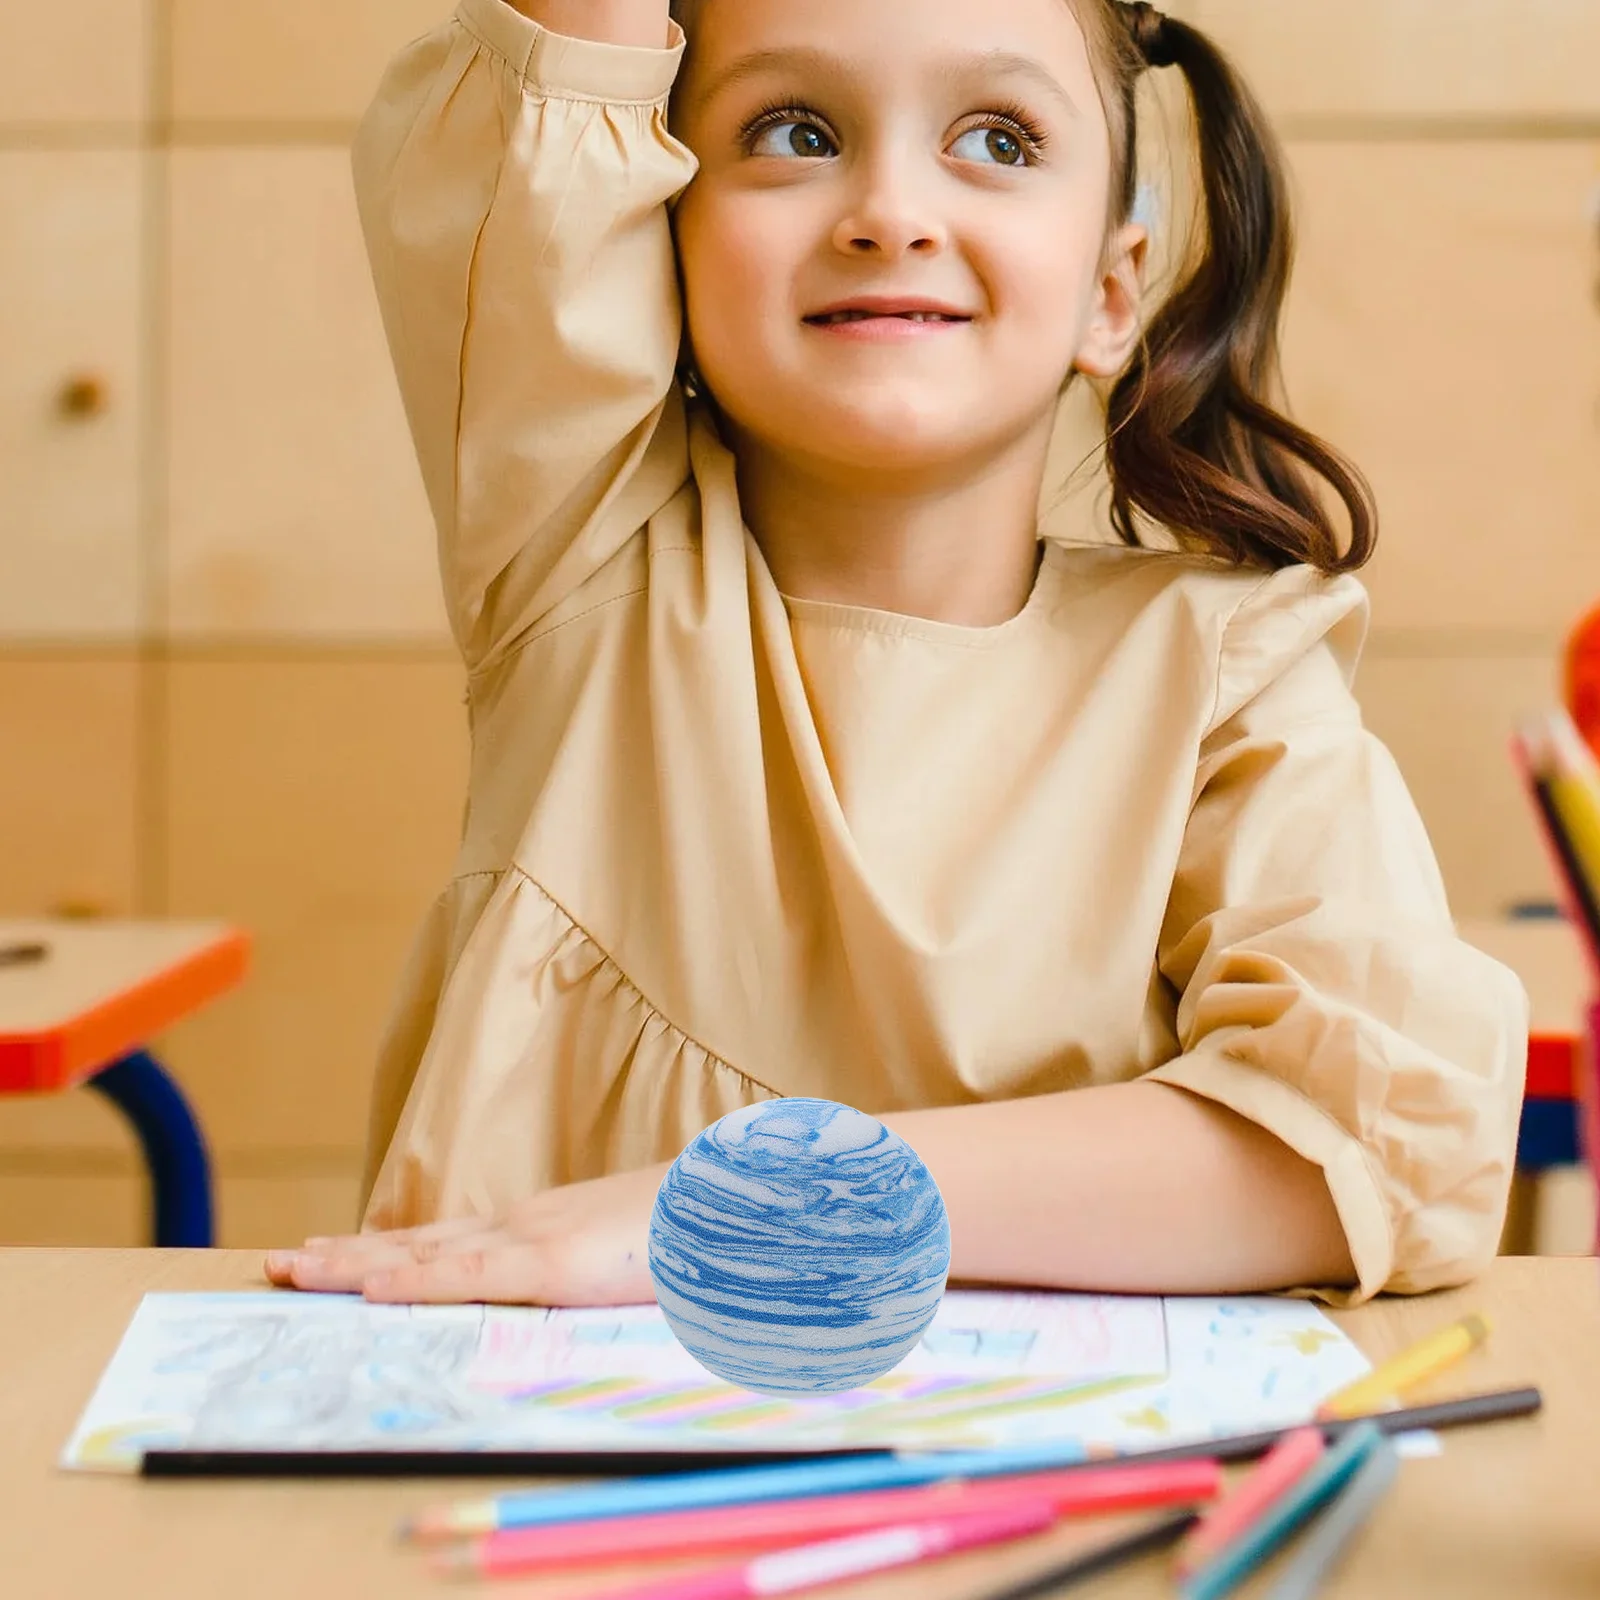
87, 1049, 214, 1247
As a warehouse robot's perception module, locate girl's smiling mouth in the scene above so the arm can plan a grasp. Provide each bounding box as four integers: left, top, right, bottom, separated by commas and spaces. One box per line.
805, 315, 972, 339
803, 295, 976, 338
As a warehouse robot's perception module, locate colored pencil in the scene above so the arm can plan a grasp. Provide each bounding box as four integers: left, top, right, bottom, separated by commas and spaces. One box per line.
1529, 769, 1600, 961
1511, 720, 1600, 969
1172, 1427, 1324, 1577
965, 1508, 1203, 1600
394, 1385, 1542, 1539
1177, 1423, 1383, 1600
402, 1439, 1099, 1540
432, 1459, 1222, 1578
1262, 1438, 1401, 1600
563, 1502, 1061, 1600
1078, 1385, 1541, 1472
139, 1445, 886, 1479
1542, 710, 1600, 892
1315, 1313, 1490, 1421
1533, 710, 1600, 1248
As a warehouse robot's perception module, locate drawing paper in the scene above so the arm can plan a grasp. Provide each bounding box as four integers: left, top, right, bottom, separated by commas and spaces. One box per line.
61, 1289, 1373, 1471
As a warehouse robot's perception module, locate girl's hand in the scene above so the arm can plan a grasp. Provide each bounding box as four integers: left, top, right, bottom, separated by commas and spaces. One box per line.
263, 1163, 671, 1306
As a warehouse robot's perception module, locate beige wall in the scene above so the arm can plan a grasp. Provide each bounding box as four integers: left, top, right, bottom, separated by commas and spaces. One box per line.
2, 1, 1598, 1246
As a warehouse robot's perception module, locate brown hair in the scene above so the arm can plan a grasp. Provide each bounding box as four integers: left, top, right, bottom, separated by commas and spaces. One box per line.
668, 0, 1375, 577
1088, 2, 1374, 574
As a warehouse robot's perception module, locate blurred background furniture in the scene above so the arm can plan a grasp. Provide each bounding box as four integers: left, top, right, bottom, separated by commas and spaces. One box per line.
1462, 913, 1595, 1254
0, 921, 248, 1245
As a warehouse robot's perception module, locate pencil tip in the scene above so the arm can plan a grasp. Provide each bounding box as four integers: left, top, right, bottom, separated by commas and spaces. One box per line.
427, 1547, 478, 1579
404, 1513, 479, 1544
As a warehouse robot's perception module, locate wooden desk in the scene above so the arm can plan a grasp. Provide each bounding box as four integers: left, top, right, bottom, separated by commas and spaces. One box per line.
3, 1251, 1596, 1599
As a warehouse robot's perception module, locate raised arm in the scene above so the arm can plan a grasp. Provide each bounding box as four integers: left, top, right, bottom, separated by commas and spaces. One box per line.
509, 0, 670, 46
355, 0, 695, 669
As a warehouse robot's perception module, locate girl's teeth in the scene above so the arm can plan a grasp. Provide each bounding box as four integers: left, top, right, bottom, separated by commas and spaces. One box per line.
824, 311, 954, 323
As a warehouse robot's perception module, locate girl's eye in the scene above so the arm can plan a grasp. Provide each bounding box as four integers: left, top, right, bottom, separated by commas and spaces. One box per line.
742, 108, 1045, 166
748, 118, 836, 160
949, 124, 1035, 167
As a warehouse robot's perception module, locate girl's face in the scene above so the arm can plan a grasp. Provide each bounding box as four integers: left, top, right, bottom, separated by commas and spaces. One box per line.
670, 0, 1145, 482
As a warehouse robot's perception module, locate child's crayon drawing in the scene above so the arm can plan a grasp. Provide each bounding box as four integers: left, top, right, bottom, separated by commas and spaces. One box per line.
61, 1288, 1372, 1472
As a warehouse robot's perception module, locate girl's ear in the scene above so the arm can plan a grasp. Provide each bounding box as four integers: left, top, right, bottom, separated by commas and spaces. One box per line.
1074, 223, 1149, 379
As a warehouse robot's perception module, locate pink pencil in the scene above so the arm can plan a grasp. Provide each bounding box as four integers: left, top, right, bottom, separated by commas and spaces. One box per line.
570, 1503, 1058, 1600
433, 1459, 1222, 1578
1172, 1425, 1325, 1577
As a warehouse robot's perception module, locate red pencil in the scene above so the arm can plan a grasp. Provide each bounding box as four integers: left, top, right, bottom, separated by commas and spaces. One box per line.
555, 1503, 1060, 1600
1171, 1425, 1325, 1577
432, 1458, 1221, 1578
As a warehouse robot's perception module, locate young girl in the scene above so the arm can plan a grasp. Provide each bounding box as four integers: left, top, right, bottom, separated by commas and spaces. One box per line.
267, 0, 1527, 1309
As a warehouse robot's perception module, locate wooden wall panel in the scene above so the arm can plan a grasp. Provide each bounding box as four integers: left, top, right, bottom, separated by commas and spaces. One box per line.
1281, 140, 1600, 633
1355, 652, 1560, 920
156, 657, 468, 1156
1529, 1168, 1598, 1257
169, 0, 446, 125
0, 0, 150, 128
0, 657, 140, 919
0, 154, 144, 641
1192, 1, 1600, 119
165, 150, 444, 641
0, 1168, 362, 1248
0, 1171, 143, 1247
0, 1093, 133, 1162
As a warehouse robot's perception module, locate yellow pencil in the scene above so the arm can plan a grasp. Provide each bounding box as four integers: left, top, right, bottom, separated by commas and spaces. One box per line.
1542, 712, 1600, 895
1315, 1314, 1490, 1422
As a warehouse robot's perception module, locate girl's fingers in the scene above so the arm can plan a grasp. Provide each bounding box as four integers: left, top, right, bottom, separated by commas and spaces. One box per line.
264, 1239, 381, 1285
265, 1218, 488, 1285
277, 1243, 425, 1292
360, 1240, 552, 1305
312, 1218, 486, 1252
289, 1226, 511, 1291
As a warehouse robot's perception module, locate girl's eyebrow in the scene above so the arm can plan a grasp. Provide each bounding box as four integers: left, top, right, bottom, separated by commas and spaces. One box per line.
696, 45, 1082, 119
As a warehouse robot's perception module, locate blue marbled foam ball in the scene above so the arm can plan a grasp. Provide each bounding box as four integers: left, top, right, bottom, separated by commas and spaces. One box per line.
648, 1098, 951, 1396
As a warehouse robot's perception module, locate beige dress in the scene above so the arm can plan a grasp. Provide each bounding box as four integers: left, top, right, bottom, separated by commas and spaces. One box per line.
354, 0, 1528, 1302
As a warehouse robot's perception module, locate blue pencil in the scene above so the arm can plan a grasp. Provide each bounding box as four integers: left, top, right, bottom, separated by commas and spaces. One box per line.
1263, 1438, 1400, 1600
404, 1438, 1093, 1539
1177, 1423, 1384, 1600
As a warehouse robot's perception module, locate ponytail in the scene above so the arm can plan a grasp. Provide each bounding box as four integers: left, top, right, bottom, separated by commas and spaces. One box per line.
1103, 4, 1375, 575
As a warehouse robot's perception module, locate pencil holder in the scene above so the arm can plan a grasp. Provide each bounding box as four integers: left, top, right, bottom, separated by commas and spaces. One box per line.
1565, 601, 1600, 759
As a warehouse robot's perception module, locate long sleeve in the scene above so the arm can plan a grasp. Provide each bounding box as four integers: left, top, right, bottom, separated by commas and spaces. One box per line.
1146, 566, 1529, 1304
353, 0, 698, 670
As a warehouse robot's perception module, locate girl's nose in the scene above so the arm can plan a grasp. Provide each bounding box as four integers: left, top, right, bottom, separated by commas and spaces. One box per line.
831, 160, 949, 258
